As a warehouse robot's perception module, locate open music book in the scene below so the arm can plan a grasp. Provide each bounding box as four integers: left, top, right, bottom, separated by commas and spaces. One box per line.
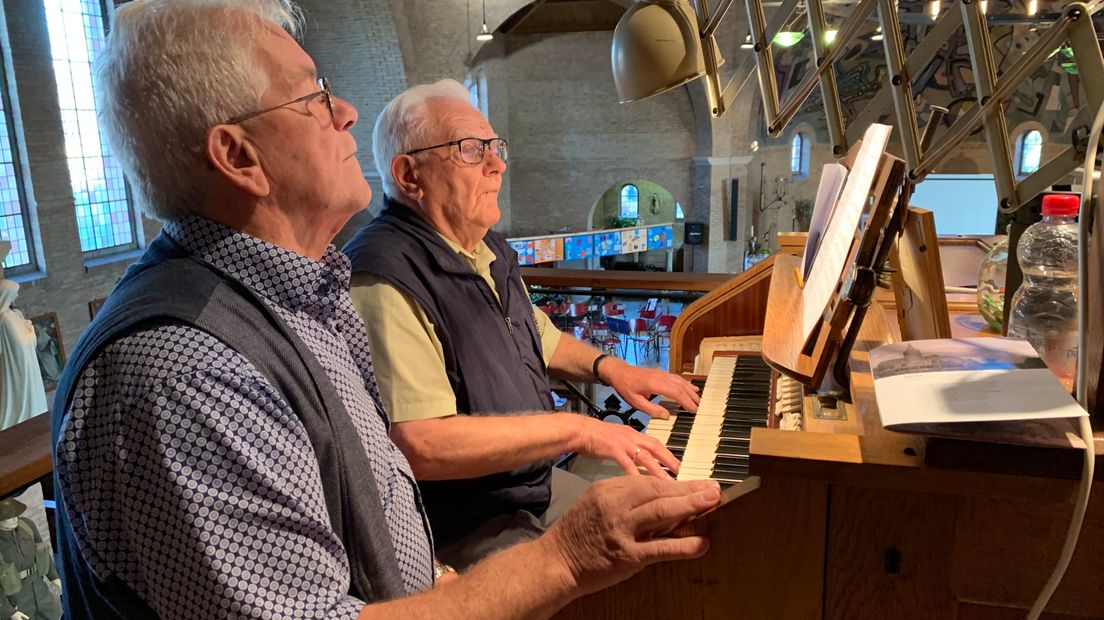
870, 338, 1087, 446
801, 123, 891, 342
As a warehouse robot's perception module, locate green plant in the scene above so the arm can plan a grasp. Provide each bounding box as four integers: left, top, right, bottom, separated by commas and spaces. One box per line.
793, 198, 813, 221
606, 215, 638, 229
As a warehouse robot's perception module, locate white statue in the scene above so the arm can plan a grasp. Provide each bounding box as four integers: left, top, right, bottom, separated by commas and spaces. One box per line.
0, 280, 48, 430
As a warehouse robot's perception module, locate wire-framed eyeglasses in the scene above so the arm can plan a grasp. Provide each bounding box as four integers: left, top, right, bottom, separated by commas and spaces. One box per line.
223, 77, 334, 125
406, 137, 508, 165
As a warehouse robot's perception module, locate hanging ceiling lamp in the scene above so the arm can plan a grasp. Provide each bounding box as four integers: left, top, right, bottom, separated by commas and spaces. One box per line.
773, 31, 805, 47
477, 0, 493, 41
773, 8, 805, 49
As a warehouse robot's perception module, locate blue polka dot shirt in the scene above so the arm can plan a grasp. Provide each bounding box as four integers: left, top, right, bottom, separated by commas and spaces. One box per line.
55, 216, 434, 618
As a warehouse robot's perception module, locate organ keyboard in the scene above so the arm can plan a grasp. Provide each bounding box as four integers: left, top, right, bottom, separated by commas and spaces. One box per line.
556, 233, 1103, 620
645, 353, 804, 485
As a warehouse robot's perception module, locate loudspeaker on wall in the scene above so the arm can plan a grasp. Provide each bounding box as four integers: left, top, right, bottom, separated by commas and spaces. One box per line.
684, 221, 705, 245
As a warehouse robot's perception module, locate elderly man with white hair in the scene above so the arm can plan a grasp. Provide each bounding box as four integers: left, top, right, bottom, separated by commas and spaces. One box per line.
50, 1, 723, 618
343, 79, 703, 569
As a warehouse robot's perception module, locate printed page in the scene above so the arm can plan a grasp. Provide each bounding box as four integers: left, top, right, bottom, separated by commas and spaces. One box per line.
870, 337, 1087, 430
803, 162, 849, 280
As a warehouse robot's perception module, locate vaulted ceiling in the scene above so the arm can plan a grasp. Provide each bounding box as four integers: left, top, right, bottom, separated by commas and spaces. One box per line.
498, 0, 626, 35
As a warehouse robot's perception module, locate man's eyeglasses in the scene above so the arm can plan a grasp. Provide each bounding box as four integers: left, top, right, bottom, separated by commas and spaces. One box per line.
223, 77, 334, 125
406, 137, 508, 165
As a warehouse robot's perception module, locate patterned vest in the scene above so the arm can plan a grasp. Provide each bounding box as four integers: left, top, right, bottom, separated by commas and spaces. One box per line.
51, 233, 408, 618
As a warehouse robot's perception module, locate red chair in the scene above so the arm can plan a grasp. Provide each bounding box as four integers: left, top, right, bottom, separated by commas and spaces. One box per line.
567, 302, 589, 319
569, 300, 596, 328
590, 321, 621, 356
627, 317, 656, 363
602, 302, 625, 319
655, 314, 677, 357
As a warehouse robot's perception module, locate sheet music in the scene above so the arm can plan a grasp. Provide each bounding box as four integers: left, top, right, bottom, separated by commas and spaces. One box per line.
802, 163, 848, 280
870, 338, 1087, 431
801, 124, 892, 342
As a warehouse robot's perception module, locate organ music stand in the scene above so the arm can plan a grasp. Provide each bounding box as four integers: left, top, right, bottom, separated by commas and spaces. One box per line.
761, 145, 908, 402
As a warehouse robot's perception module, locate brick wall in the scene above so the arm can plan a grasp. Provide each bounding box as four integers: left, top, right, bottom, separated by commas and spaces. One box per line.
492, 30, 696, 237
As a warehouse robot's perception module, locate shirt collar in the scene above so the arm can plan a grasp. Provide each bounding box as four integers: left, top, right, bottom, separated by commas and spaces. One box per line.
437, 233, 496, 275
163, 215, 351, 318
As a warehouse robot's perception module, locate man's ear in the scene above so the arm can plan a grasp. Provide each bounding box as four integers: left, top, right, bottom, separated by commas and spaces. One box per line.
205, 125, 270, 198
391, 155, 424, 203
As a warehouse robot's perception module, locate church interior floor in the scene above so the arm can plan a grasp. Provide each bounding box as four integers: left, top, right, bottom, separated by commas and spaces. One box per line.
558, 297, 682, 484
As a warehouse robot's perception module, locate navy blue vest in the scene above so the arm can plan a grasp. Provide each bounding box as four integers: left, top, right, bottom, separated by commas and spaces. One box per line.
343, 198, 554, 545
50, 232, 408, 618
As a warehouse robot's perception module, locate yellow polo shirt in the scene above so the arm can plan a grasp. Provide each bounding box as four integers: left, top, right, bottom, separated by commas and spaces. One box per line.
349, 235, 562, 423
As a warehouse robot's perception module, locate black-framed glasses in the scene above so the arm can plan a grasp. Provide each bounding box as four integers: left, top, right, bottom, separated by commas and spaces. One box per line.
223, 77, 334, 125
406, 137, 508, 165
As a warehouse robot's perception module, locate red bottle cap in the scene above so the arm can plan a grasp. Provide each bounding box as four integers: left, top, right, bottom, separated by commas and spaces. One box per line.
1042, 194, 1080, 217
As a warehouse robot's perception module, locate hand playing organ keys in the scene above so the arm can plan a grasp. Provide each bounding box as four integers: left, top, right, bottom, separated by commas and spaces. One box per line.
643, 354, 804, 486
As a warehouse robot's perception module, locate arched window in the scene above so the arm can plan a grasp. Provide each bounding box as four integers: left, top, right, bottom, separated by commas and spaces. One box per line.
467, 80, 479, 111
465, 70, 489, 117
0, 50, 33, 272
790, 132, 809, 178
620, 184, 639, 219
45, 0, 135, 255
1017, 129, 1043, 176
675, 201, 685, 220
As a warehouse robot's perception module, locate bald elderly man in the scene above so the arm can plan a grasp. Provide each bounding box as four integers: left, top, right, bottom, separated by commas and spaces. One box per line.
344, 79, 702, 568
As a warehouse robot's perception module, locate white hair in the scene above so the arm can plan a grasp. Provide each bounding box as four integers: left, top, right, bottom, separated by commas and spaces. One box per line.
97, 0, 305, 221
372, 79, 474, 201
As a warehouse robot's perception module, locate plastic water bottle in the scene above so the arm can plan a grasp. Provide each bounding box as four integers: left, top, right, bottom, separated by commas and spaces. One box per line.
1007, 193, 1080, 389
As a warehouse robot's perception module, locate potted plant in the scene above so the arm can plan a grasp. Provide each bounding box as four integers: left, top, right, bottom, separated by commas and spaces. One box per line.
793, 198, 813, 232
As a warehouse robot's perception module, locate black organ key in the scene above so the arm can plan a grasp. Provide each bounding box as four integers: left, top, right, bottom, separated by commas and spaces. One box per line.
643, 356, 776, 487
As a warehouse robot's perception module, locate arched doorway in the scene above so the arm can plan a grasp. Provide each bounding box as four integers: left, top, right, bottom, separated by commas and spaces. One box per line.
588, 179, 681, 230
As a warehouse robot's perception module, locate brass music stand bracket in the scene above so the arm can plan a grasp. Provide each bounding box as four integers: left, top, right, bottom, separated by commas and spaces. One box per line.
812, 394, 848, 420
831, 165, 912, 398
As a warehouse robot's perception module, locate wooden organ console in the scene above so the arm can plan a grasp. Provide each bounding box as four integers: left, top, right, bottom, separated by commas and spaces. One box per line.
554, 236, 1104, 619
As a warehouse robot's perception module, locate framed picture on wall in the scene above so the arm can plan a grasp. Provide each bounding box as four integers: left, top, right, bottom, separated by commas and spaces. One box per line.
29, 312, 66, 393
88, 297, 107, 320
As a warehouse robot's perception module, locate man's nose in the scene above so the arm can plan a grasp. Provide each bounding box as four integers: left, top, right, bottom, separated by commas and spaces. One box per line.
484, 149, 506, 174
332, 96, 358, 131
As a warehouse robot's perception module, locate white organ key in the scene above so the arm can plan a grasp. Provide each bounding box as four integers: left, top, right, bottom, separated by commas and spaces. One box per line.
677, 357, 737, 482
645, 412, 674, 446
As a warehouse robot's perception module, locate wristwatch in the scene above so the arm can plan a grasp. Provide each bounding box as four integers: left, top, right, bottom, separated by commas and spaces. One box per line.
433, 559, 457, 581
592, 353, 612, 385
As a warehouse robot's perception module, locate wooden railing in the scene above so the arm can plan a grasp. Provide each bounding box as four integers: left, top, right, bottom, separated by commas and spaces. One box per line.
0, 414, 52, 497
520, 268, 731, 293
